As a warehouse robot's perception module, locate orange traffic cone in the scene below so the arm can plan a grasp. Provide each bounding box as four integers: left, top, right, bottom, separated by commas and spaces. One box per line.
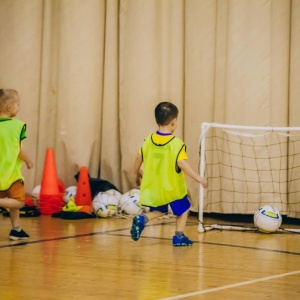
39, 148, 63, 215
75, 166, 92, 214
40, 148, 59, 195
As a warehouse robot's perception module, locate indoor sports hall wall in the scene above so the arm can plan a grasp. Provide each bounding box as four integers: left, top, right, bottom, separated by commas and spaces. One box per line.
0, 0, 299, 212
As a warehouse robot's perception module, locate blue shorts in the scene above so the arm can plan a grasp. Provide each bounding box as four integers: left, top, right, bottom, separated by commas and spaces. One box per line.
147, 195, 191, 216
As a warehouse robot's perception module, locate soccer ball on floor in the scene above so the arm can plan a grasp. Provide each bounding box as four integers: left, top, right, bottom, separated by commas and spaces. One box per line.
104, 189, 123, 202
119, 189, 143, 215
31, 185, 41, 206
92, 191, 119, 218
254, 205, 282, 233
63, 186, 77, 204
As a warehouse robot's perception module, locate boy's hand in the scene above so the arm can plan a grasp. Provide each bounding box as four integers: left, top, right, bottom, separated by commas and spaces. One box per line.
177, 159, 208, 188
200, 178, 208, 188
19, 149, 34, 169
133, 153, 143, 187
26, 160, 34, 169
135, 171, 142, 187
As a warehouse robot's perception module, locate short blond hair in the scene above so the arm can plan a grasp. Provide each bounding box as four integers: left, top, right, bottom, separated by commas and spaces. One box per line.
0, 89, 18, 109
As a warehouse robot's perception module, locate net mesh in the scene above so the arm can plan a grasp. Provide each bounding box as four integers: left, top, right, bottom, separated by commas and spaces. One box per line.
201, 124, 300, 218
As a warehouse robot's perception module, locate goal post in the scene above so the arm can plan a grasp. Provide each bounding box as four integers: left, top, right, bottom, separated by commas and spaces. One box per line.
198, 122, 300, 233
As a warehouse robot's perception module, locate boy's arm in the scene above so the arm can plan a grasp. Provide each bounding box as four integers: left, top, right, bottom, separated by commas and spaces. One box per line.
18, 148, 34, 169
133, 153, 143, 187
177, 159, 207, 188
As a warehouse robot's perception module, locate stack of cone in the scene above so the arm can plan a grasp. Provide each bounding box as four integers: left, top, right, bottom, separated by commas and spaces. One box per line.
39, 148, 63, 215
75, 166, 93, 214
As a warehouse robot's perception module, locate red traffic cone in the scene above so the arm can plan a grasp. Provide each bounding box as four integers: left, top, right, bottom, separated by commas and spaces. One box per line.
75, 166, 92, 213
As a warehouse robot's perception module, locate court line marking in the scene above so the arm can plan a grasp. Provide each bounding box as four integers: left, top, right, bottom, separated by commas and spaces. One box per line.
2, 222, 300, 257
159, 269, 300, 300
108, 232, 300, 256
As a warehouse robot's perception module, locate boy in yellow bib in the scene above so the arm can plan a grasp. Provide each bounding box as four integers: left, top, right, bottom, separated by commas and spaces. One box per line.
131, 102, 207, 246
0, 89, 33, 240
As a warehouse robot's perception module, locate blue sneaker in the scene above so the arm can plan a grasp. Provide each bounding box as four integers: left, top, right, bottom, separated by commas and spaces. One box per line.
172, 234, 193, 246
130, 215, 145, 241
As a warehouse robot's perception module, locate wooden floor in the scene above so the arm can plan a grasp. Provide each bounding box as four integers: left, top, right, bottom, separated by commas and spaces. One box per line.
1, 212, 300, 300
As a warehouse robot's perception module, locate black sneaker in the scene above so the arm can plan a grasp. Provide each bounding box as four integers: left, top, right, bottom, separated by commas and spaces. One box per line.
9, 229, 30, 240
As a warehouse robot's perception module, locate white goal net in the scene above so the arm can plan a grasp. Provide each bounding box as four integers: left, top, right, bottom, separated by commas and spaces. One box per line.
198, 122, 300, 231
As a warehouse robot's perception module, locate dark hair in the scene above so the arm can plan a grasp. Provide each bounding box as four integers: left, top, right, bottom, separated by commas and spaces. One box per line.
155, 102, 179, 126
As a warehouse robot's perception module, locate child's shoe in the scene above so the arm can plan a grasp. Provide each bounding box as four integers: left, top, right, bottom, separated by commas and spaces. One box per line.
130, 215, 145, 241
9, 229, 30, 241
172, 234, 193, 246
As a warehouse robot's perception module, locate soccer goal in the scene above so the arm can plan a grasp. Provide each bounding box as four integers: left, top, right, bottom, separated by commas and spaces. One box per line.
198, 122, 300, 233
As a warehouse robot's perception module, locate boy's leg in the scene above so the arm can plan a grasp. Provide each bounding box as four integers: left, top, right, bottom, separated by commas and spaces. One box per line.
0, 197, 24, 209
9, 207, 22, 228
7, 205, 30, 240
0, 197, 24, 228
175, 209, 189, 232
0, 181, 24, 228
130, 210, 165, 241
0, 198, 29, 240
146, 210, 165, 221
173, 210, 193, 246
171, 197, 194, 246
0, 181, 30, 240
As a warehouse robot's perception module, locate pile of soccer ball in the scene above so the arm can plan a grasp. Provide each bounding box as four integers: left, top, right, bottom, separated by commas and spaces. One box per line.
63, 186, 145, 218
92, 188, 146, 218
254, 205, 282, 233
31, 184, 145, 218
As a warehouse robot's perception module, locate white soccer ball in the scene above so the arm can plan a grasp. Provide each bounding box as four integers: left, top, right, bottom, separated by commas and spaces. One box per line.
254, 205, 282, 233
92, 192, 118, 218
120, 189, 143, 215
63, 186, 77, 204
104, 189, 123, 202
31, 185, 41, 206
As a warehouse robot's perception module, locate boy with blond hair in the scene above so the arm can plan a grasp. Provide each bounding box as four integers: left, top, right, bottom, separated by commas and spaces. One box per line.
0, 89, 33, 240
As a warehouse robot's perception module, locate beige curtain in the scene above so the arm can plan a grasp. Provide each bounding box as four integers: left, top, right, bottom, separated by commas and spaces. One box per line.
0, 0, 299, 216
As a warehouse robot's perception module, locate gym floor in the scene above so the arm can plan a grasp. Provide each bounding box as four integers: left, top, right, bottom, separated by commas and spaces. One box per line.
1, 213, 300, 299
